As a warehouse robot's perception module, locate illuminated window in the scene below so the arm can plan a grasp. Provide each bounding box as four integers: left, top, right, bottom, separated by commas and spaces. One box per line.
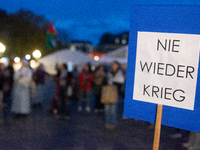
121, 39, 127, 45
70, 45, 76, 51
115, 38, 120, 44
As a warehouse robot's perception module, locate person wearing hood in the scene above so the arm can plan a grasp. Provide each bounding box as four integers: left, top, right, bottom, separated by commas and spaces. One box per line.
11, 59, 33, 117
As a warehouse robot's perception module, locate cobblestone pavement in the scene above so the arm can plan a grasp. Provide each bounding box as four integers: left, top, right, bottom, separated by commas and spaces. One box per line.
0, 79, 189, 150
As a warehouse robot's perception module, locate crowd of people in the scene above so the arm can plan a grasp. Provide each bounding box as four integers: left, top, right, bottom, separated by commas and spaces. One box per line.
49, 61, 126, 131
0, 59, 49, 120
0, 58, 126, 132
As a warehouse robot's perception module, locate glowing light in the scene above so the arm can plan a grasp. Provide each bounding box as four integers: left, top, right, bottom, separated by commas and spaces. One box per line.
30, 60, 36, 68
94, 56, 99, 61
1, 57, 7, 64
121, 39, 127, 45
0, 43, 6, 53
25, 54, 31, 60
32, 50, 41, 59
70, 45, 75, 51
14, 57, 20, 63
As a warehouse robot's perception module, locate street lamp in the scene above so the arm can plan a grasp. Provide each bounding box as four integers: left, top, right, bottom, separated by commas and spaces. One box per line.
13, 57, 21, 71
94, 55, 99, 61
32, 50, 41, 59
0, 43, 6, 53
32, 50, 41, 68
14, 57, 20, 63
25, 54, 31, 60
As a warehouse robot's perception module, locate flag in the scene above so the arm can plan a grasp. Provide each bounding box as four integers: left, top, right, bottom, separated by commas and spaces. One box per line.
46, 22, 57, 49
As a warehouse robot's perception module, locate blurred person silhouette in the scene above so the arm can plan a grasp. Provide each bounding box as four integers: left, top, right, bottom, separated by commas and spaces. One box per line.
2, 59, 14, 121
49, 63, 61, 114
182, 131, 200, 150
0, 63, 5, 122
56, 63, 69, 119
71, 65, 79, 102
5, 59, 14, 90
93, 65, 106, 113
104, 61, 125, 131
72, 65, 79, 78
11, 59, 33, 117
55, 63, 61, 77
33, 63, 49, 108
78, 63, 93, 112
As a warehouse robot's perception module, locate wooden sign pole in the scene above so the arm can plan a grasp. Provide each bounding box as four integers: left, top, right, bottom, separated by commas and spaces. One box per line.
153, 104, 163, 150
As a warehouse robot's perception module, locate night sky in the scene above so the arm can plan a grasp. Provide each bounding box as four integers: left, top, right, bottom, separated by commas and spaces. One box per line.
0, 0, 200, 46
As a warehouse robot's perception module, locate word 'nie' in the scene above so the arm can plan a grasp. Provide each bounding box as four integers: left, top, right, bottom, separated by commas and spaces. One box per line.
157, 39, 180, 52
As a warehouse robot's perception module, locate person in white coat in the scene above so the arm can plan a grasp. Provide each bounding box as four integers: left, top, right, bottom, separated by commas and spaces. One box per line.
11, 59, 32, 117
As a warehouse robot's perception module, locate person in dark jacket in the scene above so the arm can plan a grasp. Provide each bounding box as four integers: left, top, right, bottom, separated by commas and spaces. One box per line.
3, 60, 14, 121
33, 63, 48, 108
93, 65, 105, 113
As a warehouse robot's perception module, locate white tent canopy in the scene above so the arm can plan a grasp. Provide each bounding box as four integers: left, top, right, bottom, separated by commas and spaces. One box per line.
95, 45, 128, 66
39, 49, 95, 74
97, 57, 127, 64
106, 45, 128, 59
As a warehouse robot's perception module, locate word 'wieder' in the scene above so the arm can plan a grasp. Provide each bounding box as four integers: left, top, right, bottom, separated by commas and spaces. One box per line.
140, 61, 194, 79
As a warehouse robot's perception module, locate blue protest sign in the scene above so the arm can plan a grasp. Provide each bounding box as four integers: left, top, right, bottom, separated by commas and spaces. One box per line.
123, 5, 200, 133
